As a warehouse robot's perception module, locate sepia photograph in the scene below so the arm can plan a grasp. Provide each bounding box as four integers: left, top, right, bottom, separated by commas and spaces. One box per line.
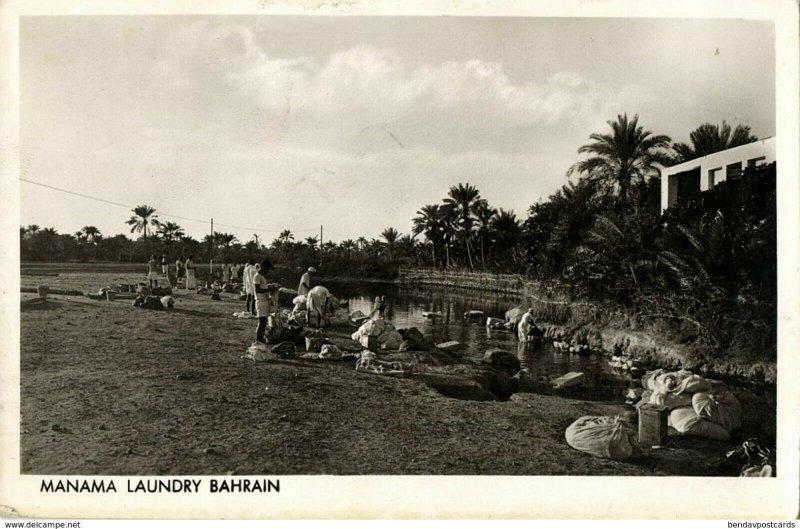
2, 0, 799, 520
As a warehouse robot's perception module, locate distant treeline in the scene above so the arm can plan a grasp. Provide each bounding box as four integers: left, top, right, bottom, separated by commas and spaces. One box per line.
21, 116, 776, 360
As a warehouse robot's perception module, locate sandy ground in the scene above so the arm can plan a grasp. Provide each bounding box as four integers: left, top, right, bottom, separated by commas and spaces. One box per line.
19, 269, 775, 476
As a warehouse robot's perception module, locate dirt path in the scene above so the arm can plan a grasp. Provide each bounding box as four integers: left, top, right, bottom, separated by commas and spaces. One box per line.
19, 272, 774, 476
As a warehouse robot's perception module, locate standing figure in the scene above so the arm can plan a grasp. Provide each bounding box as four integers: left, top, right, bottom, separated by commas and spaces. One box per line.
517, 308, 542, 342
147, 255, 159, 289
244, 260, 257, 315
222, 263, 231, 284
175, 255, 184, 287
253, 260, 275, 344
185, 255, 196, 289
372, 295, 387, 318
298, 266, 315, 297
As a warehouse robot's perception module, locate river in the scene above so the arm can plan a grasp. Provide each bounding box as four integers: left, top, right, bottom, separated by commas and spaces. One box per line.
326, 280, 635, 401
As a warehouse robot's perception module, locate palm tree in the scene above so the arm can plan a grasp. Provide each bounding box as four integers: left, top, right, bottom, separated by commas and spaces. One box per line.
304, 236, 319, 248
78, 226, 102, 260
356, 237, 368, 252
444, 183, 481, 268
156, 221, 185, 246
472, 199, 497, 270
568, 114, 672, 208
672, 121, 758, 163
340, 239, 357, 259
215, 232, 238, 261
278, 230, 294, 244
490, 209, 521, 266
39, 227, 59, 258
24, 224, 40, 238
126, 205, 159, 253
412, 204, 443, 267
438, 202, 458, 267
381, 227, 400, 261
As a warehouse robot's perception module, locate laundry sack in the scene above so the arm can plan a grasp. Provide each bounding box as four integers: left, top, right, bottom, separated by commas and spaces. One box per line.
692, 390, 742, 433
565, 415, 640, 460
668, 406, 730, 441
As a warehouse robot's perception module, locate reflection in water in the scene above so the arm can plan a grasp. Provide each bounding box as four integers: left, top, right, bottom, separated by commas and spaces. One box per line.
326, 280, 633, 401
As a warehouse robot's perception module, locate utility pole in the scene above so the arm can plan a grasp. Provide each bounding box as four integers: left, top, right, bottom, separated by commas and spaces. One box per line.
319, 224, 323, 266
210, 218, 214, 275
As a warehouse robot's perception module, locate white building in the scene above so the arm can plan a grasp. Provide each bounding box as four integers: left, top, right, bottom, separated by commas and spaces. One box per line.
660, 136, 776, 213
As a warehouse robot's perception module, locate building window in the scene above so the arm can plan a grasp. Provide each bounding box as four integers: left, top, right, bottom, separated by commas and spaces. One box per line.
726, 162, 742, 179
708, 167, 721, 189
747, 156, 766, 167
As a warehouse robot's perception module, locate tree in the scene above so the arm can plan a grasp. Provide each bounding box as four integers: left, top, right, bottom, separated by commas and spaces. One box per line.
381, 227, 400, 261
79, 226, 102, 260
568, 114, 672, 208
472, 199, 497, 270
156, 221, 185, 247
340, 239, 357, 259
437, 203, 458, 268
444, 183, 481, 268
490, 208, 521, 268
125, 205, 159, 252
211, 232, 238, 262
672, 121, 758, 163
412, 204, 443, 267
304, 236, 319, 248
278, 230, 294, 244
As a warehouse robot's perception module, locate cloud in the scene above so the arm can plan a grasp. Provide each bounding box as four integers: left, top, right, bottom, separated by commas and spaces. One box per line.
152, 23, 650, 156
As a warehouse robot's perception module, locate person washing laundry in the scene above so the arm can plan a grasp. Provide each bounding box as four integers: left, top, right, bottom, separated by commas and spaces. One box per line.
306, 285, 336, 329
298, 267, 315, 297
517, 308, 542, 342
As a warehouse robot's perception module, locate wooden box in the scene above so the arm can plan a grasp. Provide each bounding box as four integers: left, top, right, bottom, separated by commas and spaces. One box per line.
638, 403, 669, 448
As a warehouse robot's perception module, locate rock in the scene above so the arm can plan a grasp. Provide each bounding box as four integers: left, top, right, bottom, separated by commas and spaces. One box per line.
398, 340, 413, 352
551, 371, 585, 389
435, 341, 463, 352
464, 310, 485, 319
398, 327, 430, 350
481, 349, 521, 376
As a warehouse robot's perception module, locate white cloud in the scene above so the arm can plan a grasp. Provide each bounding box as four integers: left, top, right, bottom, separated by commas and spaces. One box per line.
153, 24, 650, 156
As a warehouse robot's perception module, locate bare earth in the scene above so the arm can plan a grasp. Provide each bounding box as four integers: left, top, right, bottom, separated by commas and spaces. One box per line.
19, 268, 775, 476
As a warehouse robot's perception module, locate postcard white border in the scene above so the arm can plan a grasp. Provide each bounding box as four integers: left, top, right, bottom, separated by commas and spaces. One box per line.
1, 0, 798, 520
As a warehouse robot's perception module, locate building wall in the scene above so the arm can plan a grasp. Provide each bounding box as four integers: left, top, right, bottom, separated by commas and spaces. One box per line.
660, 137, 776, 212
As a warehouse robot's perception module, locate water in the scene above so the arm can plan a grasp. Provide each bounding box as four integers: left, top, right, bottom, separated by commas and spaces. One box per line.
327, 280, 634, 401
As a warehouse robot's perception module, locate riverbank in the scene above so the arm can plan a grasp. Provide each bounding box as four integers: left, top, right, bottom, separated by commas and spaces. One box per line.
397, 268, 777, 385
18, 269, 774, 475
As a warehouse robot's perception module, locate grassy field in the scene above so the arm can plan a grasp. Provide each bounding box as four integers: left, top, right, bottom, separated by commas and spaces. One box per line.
19, 266, 775, 475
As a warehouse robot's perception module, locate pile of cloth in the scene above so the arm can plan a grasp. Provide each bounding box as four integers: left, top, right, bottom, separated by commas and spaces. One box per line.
232, 311, 257, 319
241, 342, 276, 362
133, 295, 174, 310
350, 317, 404, 350
565, 414, 640, 460
636, 369, 742, 441
355, 351, 413, 377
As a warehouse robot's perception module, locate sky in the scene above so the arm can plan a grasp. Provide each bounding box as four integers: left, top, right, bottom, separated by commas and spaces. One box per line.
20, 16, 775, 244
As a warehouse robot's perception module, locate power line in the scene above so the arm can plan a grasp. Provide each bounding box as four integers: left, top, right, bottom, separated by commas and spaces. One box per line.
20, 178, 317, 234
